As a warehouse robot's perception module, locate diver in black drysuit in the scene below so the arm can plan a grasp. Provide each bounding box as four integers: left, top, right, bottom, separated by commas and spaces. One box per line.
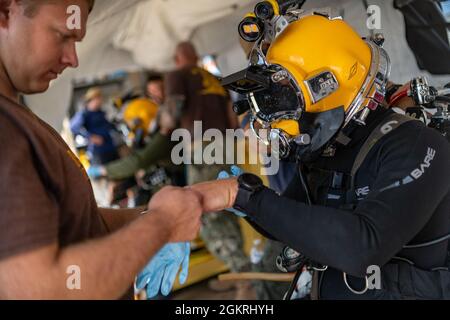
242, 107, 450, 299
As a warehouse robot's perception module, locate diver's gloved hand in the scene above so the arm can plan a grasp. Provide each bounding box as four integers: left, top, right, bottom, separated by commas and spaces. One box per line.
87, 165, 105, 179
217, 166, 247, 217
135, 242, 190, 299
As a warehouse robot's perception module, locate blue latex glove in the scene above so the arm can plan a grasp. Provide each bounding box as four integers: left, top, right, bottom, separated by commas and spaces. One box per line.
217, 165, 247, 217
135, 242, 190, 299
87, 165, 103, 179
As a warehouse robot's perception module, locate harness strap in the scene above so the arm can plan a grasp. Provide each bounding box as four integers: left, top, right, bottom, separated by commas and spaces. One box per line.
346, 113, 417, 204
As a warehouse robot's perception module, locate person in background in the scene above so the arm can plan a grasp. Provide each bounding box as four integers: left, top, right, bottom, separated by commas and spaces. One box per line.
88, 106, 186, 205
70, 87, 119, 165
146, 73, 165, 105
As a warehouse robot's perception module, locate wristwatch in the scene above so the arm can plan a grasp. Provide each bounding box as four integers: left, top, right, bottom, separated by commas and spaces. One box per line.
233, 173, 265, 212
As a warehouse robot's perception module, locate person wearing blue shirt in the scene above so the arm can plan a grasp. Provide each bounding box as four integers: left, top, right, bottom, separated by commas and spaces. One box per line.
70, 87, 119, 165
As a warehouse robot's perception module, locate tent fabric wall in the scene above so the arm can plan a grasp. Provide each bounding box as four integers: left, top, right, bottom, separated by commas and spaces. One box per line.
111, 0, 259, 70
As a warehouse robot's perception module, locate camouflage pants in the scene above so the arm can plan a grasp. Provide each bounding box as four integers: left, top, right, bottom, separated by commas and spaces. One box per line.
252, 239, 291, 300
188, 163, 250, 273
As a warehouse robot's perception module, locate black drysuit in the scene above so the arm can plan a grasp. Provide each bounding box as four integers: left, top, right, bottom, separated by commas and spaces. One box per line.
243, 108, 450, 299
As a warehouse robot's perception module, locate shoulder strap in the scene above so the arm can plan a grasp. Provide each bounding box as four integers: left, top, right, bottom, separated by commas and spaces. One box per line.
348, 113, 418, 201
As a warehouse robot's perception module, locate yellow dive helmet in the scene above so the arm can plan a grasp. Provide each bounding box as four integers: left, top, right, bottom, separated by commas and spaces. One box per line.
123, 98, 159, 136
223, 0, 390, 159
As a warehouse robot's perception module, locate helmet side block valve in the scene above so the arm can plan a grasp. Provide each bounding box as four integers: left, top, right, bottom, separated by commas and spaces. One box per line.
354, 107, 371, 126
294, 133, 311, 145
370, 33, 385, 47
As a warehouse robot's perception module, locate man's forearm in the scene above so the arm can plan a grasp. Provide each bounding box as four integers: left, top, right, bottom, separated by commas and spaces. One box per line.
0, 211, 171, 300
55, 211, 170, 299
99, 207, 146, 233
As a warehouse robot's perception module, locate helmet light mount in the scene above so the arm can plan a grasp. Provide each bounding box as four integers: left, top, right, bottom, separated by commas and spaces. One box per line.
238, 15, 265, 43
238, 0, 306, 46
255, 1, 276, 21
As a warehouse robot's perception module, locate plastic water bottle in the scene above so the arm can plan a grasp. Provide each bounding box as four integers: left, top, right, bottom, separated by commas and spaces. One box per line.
250, 239, 264, 264
291, 269, 313, 300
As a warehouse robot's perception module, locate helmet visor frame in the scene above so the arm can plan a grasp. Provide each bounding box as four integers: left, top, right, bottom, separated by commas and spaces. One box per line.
247, 64, 304, 127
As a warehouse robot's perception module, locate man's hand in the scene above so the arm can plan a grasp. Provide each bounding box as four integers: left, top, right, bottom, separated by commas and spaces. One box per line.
148, 186, 203, 243
189, 178, 239, 213
217, 167, 247, 217
387, 82, 416, 110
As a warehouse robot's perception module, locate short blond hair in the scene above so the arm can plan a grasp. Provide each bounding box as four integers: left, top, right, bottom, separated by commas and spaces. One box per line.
84, 87, 102, 102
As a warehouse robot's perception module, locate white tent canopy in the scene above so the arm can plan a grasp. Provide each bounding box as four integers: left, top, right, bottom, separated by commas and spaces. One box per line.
25, 0, 450, 130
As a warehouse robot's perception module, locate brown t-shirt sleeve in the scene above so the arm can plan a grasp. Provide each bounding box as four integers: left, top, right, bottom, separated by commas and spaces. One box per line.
0, 123, 58, 261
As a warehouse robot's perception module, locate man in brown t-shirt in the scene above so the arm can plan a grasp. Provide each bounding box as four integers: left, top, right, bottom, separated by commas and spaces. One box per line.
165, 43, 239, 135
165, 42, 253, 298
0, 0, 203, 299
